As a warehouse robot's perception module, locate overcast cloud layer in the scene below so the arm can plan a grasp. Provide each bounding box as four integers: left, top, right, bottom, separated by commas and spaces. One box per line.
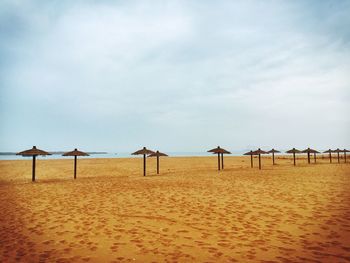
1, 0, 349, 152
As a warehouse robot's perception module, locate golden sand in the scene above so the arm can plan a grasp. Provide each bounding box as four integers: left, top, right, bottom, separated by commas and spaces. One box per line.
0, 156, 349, 262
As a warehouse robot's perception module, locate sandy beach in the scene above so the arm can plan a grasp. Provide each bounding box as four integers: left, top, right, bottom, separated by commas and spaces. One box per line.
0, 155, 349, 262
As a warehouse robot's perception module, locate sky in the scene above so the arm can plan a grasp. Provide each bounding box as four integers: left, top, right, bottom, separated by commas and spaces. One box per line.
0, 0, 349, 153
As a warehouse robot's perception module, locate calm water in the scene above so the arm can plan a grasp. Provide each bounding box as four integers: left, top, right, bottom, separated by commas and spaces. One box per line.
0, 152, 244, 160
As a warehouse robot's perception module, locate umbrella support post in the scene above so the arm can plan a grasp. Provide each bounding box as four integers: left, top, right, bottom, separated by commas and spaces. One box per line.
32, 155, 36, 182
221, 153, 224, 170
272, 152, 275, 165
157, 156, 159, 174
307, 152, 310, 164
250, 155, 253, 168
293, 153, 296, 166
217, 153, 221, 171
345, 153, 347, 163
330, 153, 332, 163
143, 154, 146, 176
314, 153, 316, 163
74, 156, 77, 179
337, 152, 340, 163
259, 154, 261, 170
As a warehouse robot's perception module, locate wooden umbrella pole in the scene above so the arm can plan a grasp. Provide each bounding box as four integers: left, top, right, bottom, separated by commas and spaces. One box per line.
250, 155, 253, 168
221, 153, 224, 170
143, 154, 146, 176
217, 153, 221, 171
344, 152, 347, 163
157, 155, 159, 174
314, 152, 316, 163
272, 152, 275, 165
307, 152, 310, 164
74, 156, 77, 179
337, 152, 340, 163
32, 155, 36, 182
293, 152, 296, 166
259, 154, 261, 170
329, 152, 332, 163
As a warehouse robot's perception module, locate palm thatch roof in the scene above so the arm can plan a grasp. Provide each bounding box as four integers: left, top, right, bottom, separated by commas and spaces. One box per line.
63, 148, 89, 157
251, 149, 268, 155
343, 149, 350, 153
267, 149, 280, 153
16, 146, 51, 156
207, 146, 231, 154
323, 149, 334, 153
301, 148, 319, 154
286, 148, 301, 154
132, 147, 155, 155
243, 150, 254, 155
148, 151, 168, 157
333, 148, 343, 153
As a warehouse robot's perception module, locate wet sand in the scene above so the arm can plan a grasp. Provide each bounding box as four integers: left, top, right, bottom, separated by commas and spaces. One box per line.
0, 156, 349, 262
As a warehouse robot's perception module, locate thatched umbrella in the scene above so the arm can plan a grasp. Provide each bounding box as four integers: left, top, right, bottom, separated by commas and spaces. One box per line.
16, 146, 51, 182
267, 149, 280, 165
301, 148, 318, 164
132, 147, 155, 176
286, 148, 301, 166
323, 149, 334, 163
333, 148, 342, 163
148, 151, 168, 174
244, 150, 254, 168
343, 149, 350, 163
207, 146, 230, 170
251, 148, 268, 170
62, 148, 89, 179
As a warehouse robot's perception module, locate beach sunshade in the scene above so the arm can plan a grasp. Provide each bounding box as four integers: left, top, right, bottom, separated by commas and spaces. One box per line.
244, 150, 254, 168
251, 149, 268, 155
132, 147, 155, 155
267, 148, 280, 165
207, 146, 231, 170
301, 148, 319, 164
63, 149, 89, 157
62, 148, 89, 179
286, 148, 301, 154
17, 146, 51, 156
132, 147, 155, 176
207, 146, 231, 154
16, 146, 51, 182
286, 148, 301, 166
323, 149, 334, 163
251, 148, 267, 170
333, 148, 342, 163
148, 150, 168, 174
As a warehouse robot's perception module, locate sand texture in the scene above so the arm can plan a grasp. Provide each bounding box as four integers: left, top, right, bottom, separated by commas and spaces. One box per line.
0, 155, 349, 262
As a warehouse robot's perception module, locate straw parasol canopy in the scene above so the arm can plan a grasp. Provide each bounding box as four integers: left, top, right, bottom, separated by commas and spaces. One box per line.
132, 147, 155, 176
323, 149, 334, 163
266, 149, 280, 165
251, 148, 268, 170
148, 150, 168, 174
301, 148, 319, 164
286, 148, 301, 166
333, 148, 343, 163
62, 148, 89, 179
16, 146, 51, 182
207, 146, 231, 170
244, 150, 254, 168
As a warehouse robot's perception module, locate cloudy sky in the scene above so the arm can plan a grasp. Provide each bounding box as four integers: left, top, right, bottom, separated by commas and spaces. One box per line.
1, 0, 349, 152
